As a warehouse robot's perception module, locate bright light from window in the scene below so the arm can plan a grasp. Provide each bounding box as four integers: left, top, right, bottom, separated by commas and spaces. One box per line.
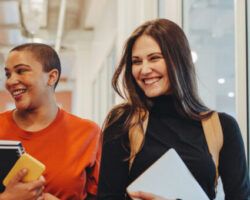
228, 92, 235, 98
191, 51, 198, 63
218, 78, 226, 84
32, 37, 44, 43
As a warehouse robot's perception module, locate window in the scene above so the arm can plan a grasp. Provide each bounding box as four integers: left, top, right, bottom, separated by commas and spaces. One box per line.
157, 0, 166, 18
92, 47, 116, 125
247, 0, 250, 168
183, 0, 235, 117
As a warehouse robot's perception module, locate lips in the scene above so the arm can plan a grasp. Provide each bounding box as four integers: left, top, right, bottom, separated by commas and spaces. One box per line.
11, 89, 27, 99
143, 77, 161, 85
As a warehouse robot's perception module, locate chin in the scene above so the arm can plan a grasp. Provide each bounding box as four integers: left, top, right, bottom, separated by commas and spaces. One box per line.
15, 107, 27, 112
143, 85, 169, 97
15, 103, 29, 111
144, 92, 161, 98
144, 89, 169, 98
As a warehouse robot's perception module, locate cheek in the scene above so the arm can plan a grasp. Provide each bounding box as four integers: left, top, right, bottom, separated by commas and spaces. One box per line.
163, 75, 171, 91
4, 80, 10, 91
131, 67, 139, 80
5, 85, 9, 92
162, 66, 169, 81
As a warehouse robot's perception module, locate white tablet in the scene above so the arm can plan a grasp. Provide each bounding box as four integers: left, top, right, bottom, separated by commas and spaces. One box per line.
127, 148, 209, 200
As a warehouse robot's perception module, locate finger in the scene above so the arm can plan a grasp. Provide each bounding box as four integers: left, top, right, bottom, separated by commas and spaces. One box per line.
37, 176, 46, 186
39, 176, 46, 183
28, 186, 45, 199
8, 168, 28, 184
26, 178, 45, 191
37, 196, 45, 200
36, 186, 45, 196
129, 191, 156, 199
129, 191, 155, 199
36, 193, 45, 200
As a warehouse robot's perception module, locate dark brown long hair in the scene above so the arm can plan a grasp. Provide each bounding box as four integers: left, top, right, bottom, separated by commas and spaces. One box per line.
104, 18, 211, 141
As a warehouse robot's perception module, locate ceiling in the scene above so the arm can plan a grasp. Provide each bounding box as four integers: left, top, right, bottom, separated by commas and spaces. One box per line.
0, 0, 89, 48
0, 0, 95, 89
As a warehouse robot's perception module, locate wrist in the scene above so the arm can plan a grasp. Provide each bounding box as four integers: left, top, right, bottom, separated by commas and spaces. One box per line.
0, 192, 8, 200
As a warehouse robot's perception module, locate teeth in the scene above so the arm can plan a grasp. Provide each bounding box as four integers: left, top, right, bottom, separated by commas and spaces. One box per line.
144, 78, 160, 85
12, 89, 26, 96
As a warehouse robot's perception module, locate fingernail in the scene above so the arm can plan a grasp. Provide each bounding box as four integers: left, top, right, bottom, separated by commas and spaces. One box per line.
22, 168, 27, 173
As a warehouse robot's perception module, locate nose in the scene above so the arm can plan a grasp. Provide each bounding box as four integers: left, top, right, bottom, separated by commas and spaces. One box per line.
5, 73, 19, 88
141, 61, 152, 74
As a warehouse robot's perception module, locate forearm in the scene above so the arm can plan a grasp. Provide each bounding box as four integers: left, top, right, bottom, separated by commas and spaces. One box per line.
0, 192, 9, 200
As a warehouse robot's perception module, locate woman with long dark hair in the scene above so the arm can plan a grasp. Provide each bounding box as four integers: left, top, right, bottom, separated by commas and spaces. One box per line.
97, 19, 250, 200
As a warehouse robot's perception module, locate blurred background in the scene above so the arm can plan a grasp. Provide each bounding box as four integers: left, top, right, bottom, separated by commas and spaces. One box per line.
0, 0, 248, 176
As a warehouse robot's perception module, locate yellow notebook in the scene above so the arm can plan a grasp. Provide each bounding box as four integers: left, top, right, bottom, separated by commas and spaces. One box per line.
3, 153, 46, 186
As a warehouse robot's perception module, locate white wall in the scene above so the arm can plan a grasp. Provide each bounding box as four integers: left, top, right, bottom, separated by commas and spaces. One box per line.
116, 0, 157, 57
78, 0, 158, 123
235, 0, 247, 149
74, 0, 117, 121
72, 38, 92, 118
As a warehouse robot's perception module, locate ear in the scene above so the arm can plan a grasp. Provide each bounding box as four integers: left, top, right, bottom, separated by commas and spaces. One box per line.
47, 69, 59, 87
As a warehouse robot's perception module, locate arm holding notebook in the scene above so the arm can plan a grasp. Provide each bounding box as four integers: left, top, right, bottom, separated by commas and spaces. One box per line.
1, 43, 101, 200
0, 169, 45, 200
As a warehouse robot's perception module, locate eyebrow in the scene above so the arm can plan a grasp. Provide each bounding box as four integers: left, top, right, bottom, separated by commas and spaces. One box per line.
4, 63, 31, 71
147, 52, 162, 56
132, 52, 162, 59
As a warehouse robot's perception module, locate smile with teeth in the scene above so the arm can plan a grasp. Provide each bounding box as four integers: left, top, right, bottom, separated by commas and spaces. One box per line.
143, 77, 161, 85
12, 89, 26, 97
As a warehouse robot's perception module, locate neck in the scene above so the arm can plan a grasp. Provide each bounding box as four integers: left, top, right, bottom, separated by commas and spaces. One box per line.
150, 95, 179, 116
13, 99, 59, 132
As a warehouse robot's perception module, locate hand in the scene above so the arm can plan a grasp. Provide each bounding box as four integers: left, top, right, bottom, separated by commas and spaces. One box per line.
1, 169, 45, 200
43, 193, 60, 200
129, 191, 174, 200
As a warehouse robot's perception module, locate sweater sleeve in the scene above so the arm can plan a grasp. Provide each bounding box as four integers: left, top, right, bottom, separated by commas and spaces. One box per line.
97, 118, 130, 200
86, 124, 102, 196
218, 113, 250, 200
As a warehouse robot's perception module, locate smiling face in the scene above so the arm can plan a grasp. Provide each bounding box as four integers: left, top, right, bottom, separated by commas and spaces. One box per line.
131, 35, 170, 98
4, 50, 51, 111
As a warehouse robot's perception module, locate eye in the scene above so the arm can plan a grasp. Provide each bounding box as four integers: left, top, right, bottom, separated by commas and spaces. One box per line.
150, 56, 161, 62
16, 68, 28, 74
132, 59, 142, 65
5, 72, 10, 79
